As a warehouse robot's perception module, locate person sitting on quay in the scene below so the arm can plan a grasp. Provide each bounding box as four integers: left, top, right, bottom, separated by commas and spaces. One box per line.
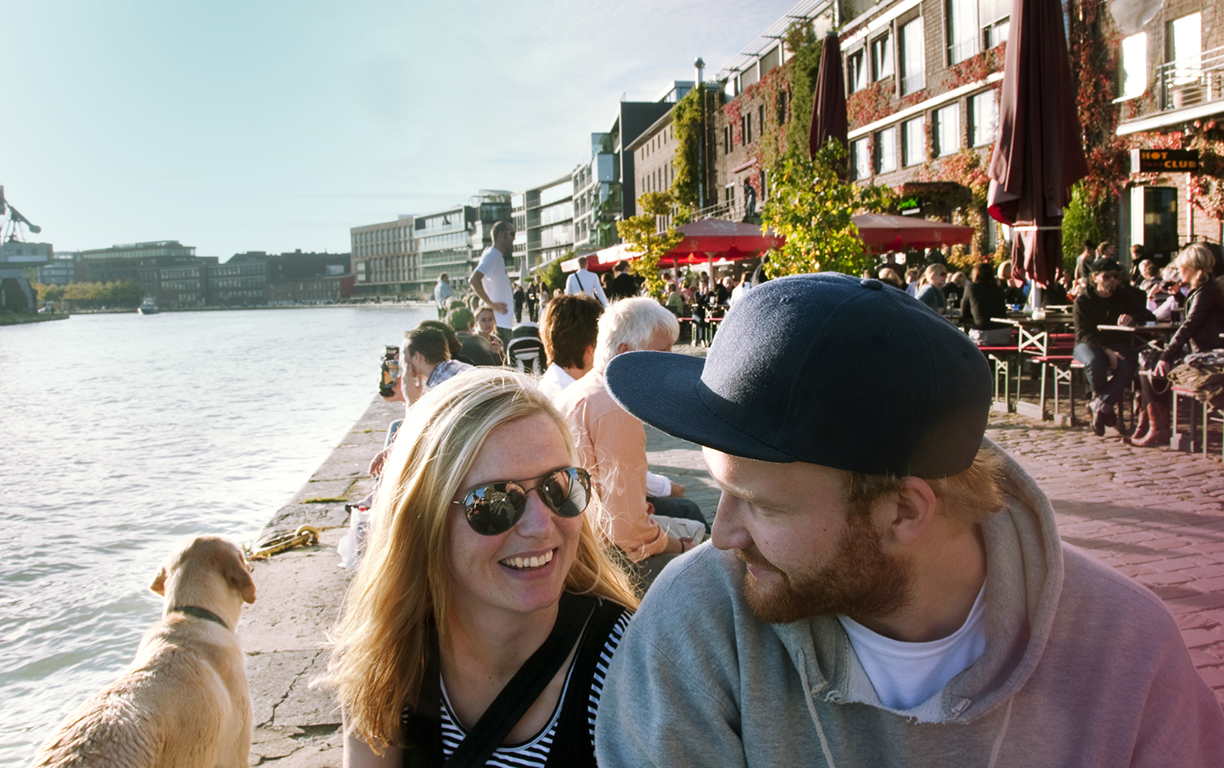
474, 305, 506, 363
446, 306, 502, 367
1137, 258, 1161, 293
554, 297, 709, 590
367, 326, 473, 479
537, 293, 603, 402
1134, 243, 1224, 448
1073, 256, 1156, 437
960, 263, 1011, 345
328, 369, 638, 766
664, 282, 685, 316
915, 263, 949, 315
593, 272, 1224, 767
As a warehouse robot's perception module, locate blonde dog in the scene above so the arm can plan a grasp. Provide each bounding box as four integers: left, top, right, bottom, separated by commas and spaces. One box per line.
31, 536, 257, 768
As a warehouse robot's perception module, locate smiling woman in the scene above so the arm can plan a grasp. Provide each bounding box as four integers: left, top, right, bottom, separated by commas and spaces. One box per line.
323, 369, 637, 767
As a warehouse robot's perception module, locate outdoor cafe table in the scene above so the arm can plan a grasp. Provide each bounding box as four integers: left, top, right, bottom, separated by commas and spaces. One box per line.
998, 313, 1076, 356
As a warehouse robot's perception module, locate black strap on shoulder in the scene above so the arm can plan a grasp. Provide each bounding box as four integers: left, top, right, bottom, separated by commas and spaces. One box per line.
405, 593, 597, 768
403, 631, 444, 768
544, 599, 629, 768
443, 592, 595, 767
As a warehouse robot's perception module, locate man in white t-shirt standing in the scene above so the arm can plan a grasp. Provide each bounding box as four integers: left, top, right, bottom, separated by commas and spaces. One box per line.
595, 273, 1224, 766
564, 255, 609, 307
468, 220, 516, 348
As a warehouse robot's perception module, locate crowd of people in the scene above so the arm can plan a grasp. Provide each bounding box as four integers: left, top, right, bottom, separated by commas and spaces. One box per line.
320, 220, 1223, 766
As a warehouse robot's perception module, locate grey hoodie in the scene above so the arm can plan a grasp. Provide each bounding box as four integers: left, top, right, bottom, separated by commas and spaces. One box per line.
595, 448, 1224, 767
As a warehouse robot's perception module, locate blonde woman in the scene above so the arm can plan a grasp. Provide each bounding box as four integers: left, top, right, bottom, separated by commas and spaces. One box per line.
1134, 244, 1224, 447
914, 263, 949, 314
325, 369, 638, 766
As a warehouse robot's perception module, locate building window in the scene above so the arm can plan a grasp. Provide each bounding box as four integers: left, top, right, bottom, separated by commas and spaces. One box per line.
899, 17, 925, 96
745, 113, 753, 144
1166, 12, 1202, 89
979, 0, 1010, 48
1119, 32, 1147, 100
759, 105, 766, 133
969, 90, 998, 146
871, 33, 893, 80
947, 0, 978, 65
875, 127, 898, 173
847, 49, 867, 93
934, 104, 960, 156
851, 137, 871, 180
725, 184, 736, 204
724, 126, 732, 154
777, 89, 788, 124
760, 169, 769, 200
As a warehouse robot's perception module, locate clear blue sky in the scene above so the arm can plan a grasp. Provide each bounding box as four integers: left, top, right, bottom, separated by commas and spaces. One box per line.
2, 0, 800, 261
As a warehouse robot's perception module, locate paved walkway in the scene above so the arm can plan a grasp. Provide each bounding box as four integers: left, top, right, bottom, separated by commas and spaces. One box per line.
240, 389, 1224, 765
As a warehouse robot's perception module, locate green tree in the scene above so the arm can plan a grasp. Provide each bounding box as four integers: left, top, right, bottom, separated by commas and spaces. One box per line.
762, 141, 895, 277
538, 255, 567, 294
617, 192, 684, 298
1061, 182, 1101, 275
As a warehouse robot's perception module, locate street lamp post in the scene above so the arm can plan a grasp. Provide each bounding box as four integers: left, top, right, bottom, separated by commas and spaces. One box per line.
695, 57, 705, 212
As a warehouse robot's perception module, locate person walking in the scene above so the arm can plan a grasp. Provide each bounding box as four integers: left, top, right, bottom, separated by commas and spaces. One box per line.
565, 256, 609, 307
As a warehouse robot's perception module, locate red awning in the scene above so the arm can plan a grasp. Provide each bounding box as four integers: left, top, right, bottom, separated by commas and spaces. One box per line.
851, 213, 974, 252
662, 218, 784, 260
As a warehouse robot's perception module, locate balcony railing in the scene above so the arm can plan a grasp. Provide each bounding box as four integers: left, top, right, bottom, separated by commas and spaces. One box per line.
1161, 45, 1224, 111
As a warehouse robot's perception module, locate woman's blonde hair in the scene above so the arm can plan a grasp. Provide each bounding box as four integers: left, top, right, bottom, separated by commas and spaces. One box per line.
322, 369, 637, 752
920, 263, 948, 286
1175, 243, 1216, 284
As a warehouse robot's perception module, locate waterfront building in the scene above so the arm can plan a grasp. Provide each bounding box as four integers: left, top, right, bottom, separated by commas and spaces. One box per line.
210, 252, 271, 307
571, 86, 692, 254
156, 257, 218, 309
414, 205, 477, 299
467, 190, 515, 280
78, 240, 199, 288
350, 217, 418, 299
38, 252, 76, 285
514, 175, 574, 276
267, 250, 354, 304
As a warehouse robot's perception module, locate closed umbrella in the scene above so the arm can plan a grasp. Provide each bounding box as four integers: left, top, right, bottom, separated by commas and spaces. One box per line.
809, 32, 848, 165
986, 0, 1088, 288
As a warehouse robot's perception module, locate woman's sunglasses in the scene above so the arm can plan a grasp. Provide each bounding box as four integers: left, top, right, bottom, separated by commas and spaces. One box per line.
454, 467, 591, 536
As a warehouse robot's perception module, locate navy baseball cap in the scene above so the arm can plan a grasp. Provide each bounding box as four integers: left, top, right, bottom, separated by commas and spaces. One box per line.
605, 273, 992, 478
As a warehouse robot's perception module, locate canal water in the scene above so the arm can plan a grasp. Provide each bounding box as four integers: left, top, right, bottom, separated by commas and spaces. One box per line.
0, 305, 432, 762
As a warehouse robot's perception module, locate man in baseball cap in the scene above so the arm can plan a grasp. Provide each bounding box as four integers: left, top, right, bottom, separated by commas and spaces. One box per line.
594, 273, 1222, 766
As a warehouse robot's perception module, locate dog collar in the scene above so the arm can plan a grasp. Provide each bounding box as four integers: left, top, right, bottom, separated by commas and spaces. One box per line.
172, 605, 230, 631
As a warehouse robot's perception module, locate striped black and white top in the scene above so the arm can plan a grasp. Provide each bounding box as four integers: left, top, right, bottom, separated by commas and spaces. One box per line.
425, 606, 631, 767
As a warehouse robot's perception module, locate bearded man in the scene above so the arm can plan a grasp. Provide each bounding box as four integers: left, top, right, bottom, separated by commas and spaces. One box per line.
594, 274, 1223, 767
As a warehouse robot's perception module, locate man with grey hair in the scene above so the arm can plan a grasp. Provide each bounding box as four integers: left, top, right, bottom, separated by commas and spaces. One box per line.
555, 297, 704, 586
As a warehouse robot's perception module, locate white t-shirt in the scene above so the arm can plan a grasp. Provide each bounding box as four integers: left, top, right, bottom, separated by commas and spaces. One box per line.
474, 246, 514, 329
538, 363, 577, 402
837, 582, 987, 710
565, 269, 609, 306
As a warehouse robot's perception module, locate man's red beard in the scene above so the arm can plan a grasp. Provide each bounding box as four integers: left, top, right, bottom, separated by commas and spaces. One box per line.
737, 512, 912, 624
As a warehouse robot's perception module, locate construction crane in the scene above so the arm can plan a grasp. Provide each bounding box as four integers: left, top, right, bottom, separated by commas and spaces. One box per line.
1, 185, 42, 243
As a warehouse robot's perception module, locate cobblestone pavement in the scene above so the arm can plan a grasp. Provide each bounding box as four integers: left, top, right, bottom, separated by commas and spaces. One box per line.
645, 407, 1224, 706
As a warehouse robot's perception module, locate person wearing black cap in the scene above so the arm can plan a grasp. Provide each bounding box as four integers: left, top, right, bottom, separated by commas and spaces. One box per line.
1073, 256, 1155, 436
593, 273, 1223, 766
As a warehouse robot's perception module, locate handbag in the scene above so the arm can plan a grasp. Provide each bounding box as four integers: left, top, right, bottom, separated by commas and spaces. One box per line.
403, 592, 596, 768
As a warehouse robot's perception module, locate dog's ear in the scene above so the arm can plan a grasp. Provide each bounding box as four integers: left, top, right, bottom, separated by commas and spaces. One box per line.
150, 567, 167, 596
225, 556, 257, 604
